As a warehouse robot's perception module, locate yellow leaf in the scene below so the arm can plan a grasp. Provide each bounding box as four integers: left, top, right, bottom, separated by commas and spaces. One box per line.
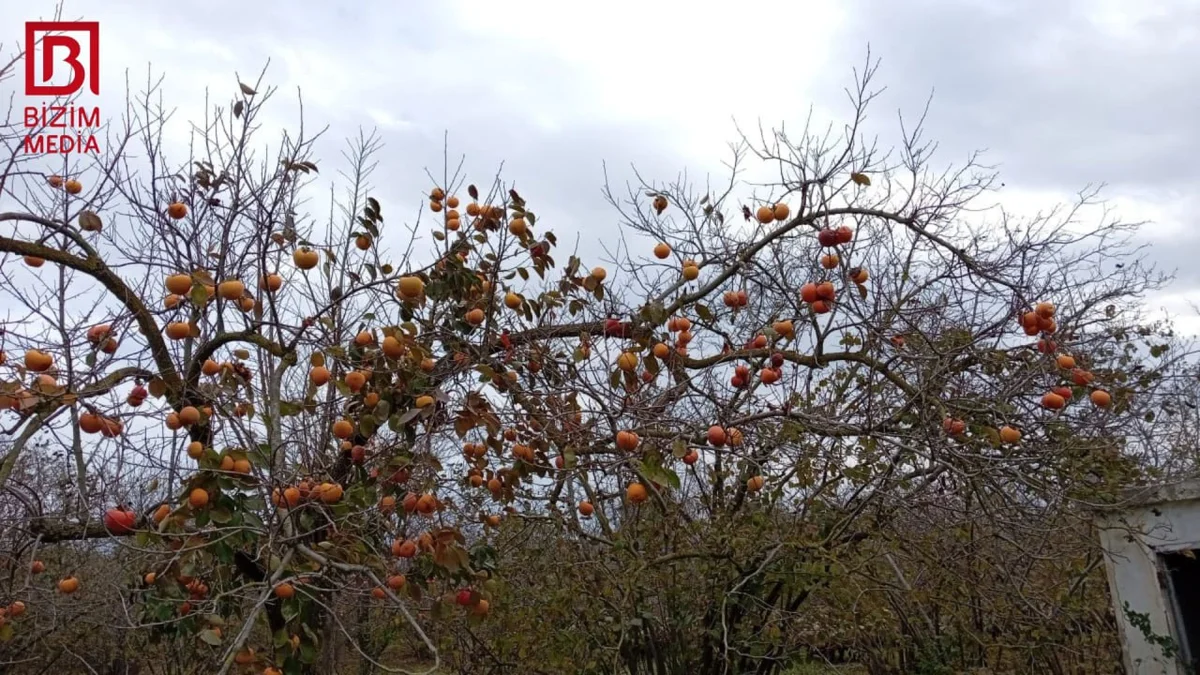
850, 172, 871, 186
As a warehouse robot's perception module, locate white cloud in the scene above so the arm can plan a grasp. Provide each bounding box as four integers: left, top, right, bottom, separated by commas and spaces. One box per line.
1, 0, 1197, 327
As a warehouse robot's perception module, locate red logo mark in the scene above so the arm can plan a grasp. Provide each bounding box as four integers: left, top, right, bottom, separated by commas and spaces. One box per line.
25, 21, 100, 96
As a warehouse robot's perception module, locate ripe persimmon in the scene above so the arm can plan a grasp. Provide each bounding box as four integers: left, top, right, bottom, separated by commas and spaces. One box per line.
942, 418, 966, 435
167, 202, 188, 219
382, 336, 405, 358
626, 483, 648, 504
165, 274, 193, 295
800, 283, 819, 303
310, 366, 330, 386
24, 349, 53, 372
178, 406, 201, 426
756, 206, 774, 224
707, 425, 727, 447
319, 483, 343, 503
64, 179, 82, 194
1090, 389, 1112, 407
260, 274, 283, 292
654, 243, 671, 259
728, 427, 744, 446
79, 413, 103, 434
332, 419, 354, 439
747, 475, 765, 492
188, 488, 209, 508
617, 352, 639, 372
345, 370, 367, 392
999, 426, 1022, 444
392, 539, 417, 558
465, 308, 485, 325
1041, 392, 1066, 410
616, 430, 640, 451
293, 247, 319, 270
218, 280, 244, 300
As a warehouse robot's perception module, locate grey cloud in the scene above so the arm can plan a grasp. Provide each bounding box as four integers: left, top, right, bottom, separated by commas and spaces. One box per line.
817, 0, 1200, 306
821, 0, 1200, 193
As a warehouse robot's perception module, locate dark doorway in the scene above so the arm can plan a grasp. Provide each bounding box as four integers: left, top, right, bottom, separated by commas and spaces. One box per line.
1160, 550, 1200, 670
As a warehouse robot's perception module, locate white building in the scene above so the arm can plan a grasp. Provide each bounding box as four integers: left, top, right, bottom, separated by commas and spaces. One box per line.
1101, 480, 1200, 674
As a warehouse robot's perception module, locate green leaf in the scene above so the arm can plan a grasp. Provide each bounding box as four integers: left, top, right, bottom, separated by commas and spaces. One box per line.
300, 642, 317, 663
0, 623, 13, 642
374, 400, 391, 419
695, 304, 713, 323
209, 506, 232, 524
282, 597, 301, 623
190, 285, 207, 307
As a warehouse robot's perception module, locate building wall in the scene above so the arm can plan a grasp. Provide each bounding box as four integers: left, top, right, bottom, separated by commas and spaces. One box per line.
1100, 497, 1200, 675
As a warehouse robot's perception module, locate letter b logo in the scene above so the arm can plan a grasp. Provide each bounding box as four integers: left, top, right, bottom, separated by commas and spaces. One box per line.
25, 22, 99, 96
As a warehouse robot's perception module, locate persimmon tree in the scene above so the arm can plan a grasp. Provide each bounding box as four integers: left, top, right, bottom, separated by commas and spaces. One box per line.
0, 44, 1195, 675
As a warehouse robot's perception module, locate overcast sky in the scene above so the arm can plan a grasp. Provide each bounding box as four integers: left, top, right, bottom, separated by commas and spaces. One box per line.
5, 0, 1199, 331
